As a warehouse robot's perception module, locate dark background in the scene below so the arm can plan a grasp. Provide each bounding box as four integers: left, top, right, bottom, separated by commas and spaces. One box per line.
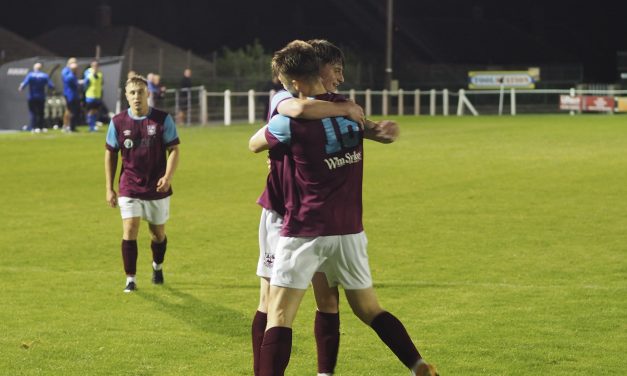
2, 0, 626, 82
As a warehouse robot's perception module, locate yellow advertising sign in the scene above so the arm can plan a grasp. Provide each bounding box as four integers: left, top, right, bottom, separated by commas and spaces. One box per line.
468, 69, 539, 89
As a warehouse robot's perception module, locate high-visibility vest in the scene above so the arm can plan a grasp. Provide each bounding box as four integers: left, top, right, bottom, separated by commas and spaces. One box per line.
85, 69, 103, 99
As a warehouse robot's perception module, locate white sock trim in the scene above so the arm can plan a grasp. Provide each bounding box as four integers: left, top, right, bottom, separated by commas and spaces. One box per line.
153, 262, 163, 271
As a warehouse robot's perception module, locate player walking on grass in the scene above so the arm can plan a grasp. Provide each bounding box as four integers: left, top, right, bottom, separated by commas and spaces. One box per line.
249, 40, 438, 376
252, 40, 365, 376
104, 75, 180, 293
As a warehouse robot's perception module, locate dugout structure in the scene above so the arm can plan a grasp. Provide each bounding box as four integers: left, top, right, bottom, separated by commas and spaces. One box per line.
0, 56, 123, 130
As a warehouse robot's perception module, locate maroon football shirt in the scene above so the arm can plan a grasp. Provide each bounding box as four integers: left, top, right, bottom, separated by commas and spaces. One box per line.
265, 93, 364, 237
105, 108, 180, 200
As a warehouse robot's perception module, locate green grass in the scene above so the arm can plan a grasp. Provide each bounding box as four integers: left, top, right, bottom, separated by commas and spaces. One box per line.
0, 115, 626, 375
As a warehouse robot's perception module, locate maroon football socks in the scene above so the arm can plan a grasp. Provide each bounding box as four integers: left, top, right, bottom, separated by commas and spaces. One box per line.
259, 326, 292, 376
315, 311, 340, 374
252, 310, 267, 376
151, 236, 167, 265
121, 239, 138, 275
370, 311, 422, 369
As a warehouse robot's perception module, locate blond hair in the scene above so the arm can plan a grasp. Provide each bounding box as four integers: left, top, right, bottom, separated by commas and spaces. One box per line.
125, 75, 148, 88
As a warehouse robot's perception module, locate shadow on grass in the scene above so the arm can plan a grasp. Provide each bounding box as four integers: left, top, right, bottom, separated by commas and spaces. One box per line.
136, 284, 250, 339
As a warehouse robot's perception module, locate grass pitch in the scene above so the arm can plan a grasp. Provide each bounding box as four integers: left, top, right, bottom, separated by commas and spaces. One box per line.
0, 115, 625, 375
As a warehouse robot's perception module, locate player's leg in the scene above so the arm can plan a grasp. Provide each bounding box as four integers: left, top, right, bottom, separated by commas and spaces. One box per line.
337, 232, 438, 375
344, 288, 438, 375
121, 216, 141, 292
259, 285, 307, 376
145, 197, 170, 285
311, 272, 340, 375
118, 197, 143, 292
259, 235, 324, 376
253, 208, 281, 375
147, 223, 166, 284
252, 277, 270, 376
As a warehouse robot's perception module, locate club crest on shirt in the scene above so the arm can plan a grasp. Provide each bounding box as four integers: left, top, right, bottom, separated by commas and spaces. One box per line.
123, 129, 131, 136
123, 138, 134, 149
147, 124, 156, 136
263, 252, 275, 268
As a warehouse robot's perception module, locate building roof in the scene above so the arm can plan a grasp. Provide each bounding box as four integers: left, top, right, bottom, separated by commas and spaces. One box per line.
0, 27, 56, 64
33, 25, 214, 83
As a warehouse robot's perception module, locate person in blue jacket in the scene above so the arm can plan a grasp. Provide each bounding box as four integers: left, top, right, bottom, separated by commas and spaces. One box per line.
62, 57, 82, 133
18, 62, 55, 132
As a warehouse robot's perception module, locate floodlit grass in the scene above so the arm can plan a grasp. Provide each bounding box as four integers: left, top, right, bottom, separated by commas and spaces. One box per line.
0, 115, 626, 375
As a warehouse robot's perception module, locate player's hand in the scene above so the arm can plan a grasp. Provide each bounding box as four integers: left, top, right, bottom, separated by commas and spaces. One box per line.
156, 176, 171, 192
345, 101, 365, 127
374, 120, 400, 143
266, 158, 271, 171
106, 189, 118, 208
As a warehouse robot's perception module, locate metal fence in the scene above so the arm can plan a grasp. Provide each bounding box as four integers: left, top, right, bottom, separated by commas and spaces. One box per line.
117, 87, 627, 126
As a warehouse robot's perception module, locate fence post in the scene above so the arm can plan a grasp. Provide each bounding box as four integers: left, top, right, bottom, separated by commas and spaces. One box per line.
457, 89, 464, 116
174, 90, 180, 119
430, 89, 436, 116
498, 84, 505, 116
398, 89, 404, 115
382, 89, 388, 116
349, 89, 356, 102
569, 87, 575, 116
116, 87, 121, 114
510, 88, 516, 116
200, 86, 207, 125
224, 89, 231, 126
414, 89, 420, 116
443, 89, 449, 116
365, 89, 372, 117
248, 89, 255, 124
186, 88, 192, 125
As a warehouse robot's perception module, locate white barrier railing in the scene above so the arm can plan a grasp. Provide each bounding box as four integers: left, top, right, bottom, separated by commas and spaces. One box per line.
152, 87, 627, 126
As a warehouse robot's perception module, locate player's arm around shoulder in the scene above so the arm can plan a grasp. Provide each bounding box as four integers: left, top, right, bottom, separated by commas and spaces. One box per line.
278, 97, 364, 126
249, 114, 291, 153
363, 119, 400, 144
249, 125, 269, 153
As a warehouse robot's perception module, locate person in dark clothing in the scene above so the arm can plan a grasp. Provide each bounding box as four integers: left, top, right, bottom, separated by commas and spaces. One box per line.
176, 68, 193, 124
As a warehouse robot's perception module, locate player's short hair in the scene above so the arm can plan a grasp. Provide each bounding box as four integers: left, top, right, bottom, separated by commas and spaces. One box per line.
307, 39, 344, 67
125, 75, 148, 88
271, 40, 320, 83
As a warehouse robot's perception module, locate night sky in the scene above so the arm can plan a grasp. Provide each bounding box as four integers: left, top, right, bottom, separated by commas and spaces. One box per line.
2, 0, 626, 82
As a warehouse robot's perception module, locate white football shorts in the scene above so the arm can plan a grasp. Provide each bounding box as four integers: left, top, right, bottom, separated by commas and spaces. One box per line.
271, 231, 372, 290
257, 208, 283, 278
118, 196, 170, 225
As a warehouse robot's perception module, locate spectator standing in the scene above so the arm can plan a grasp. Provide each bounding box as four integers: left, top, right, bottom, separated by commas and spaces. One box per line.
176, 68, 193, 124
61, 57, 81, 132
18, 62, 55, 133
151, 74, 166, 109
84, 60, 104, 132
